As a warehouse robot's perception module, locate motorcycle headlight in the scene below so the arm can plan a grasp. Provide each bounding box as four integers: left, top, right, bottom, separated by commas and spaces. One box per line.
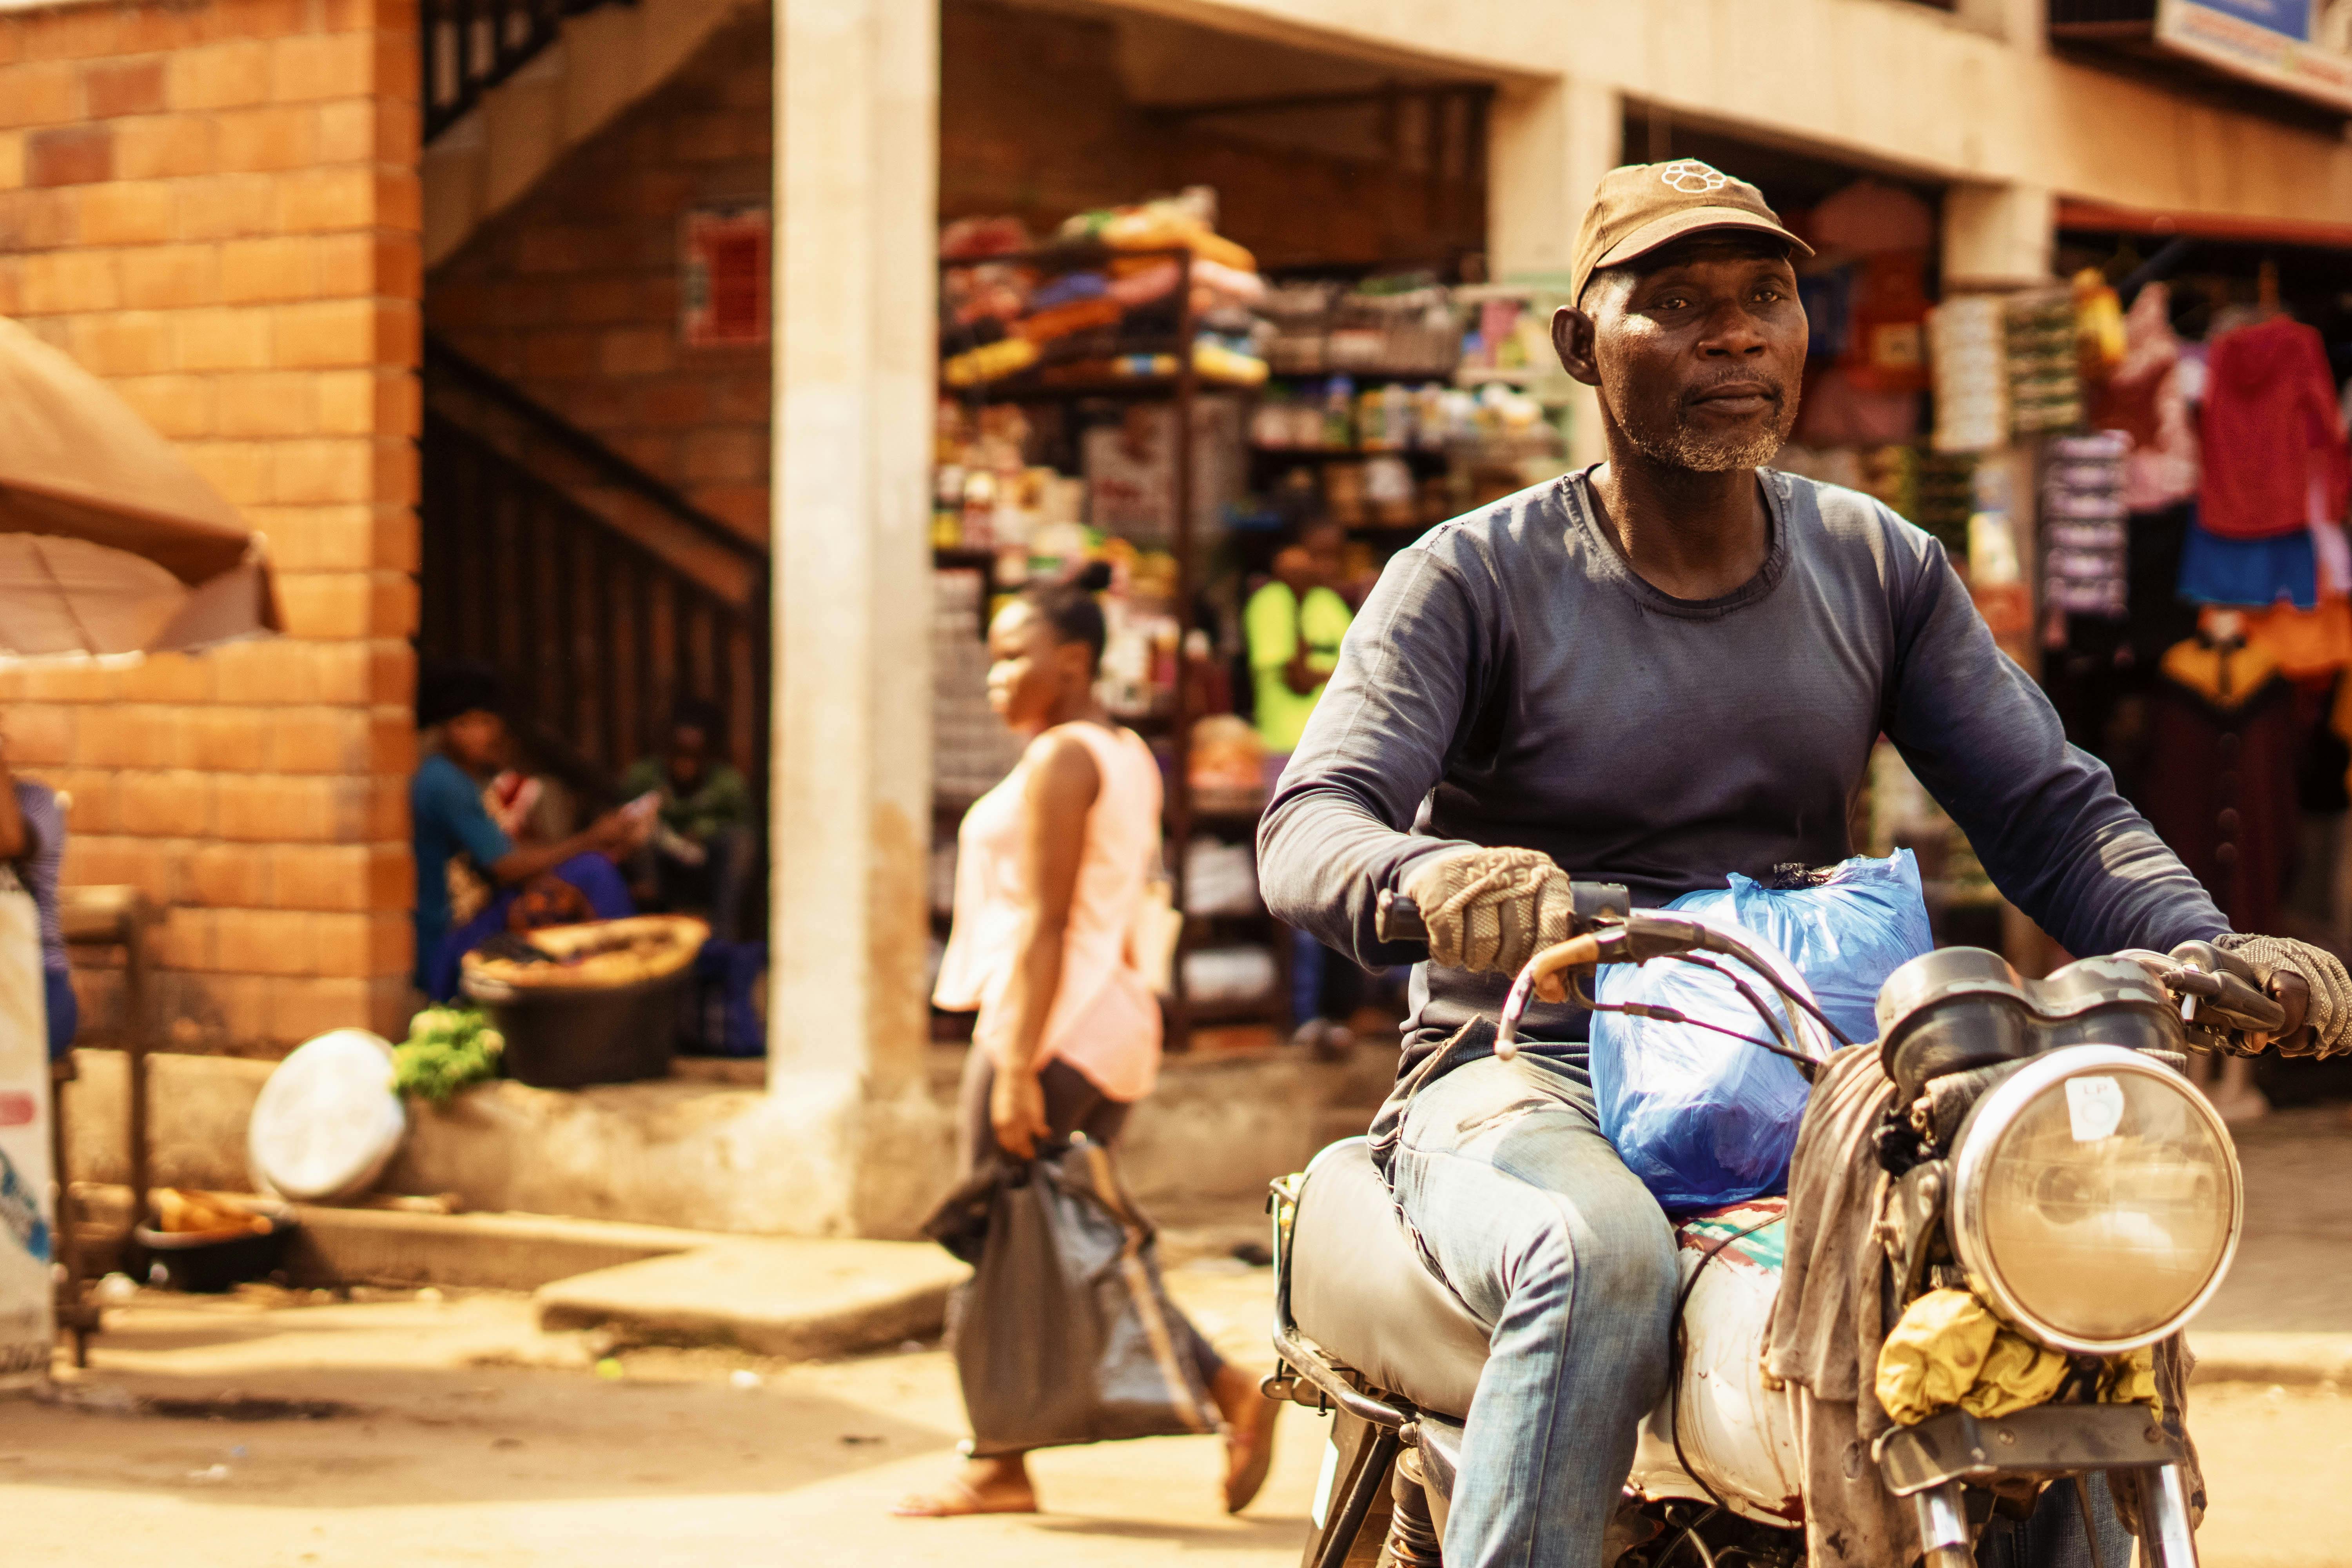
1948, 1045, 2240, 1355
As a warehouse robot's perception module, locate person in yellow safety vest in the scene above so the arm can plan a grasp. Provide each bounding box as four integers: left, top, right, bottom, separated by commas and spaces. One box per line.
1246, 521, 1359, 1054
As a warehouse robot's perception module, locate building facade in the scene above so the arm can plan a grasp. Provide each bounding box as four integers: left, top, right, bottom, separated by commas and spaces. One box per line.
5, 0, 2350, 1229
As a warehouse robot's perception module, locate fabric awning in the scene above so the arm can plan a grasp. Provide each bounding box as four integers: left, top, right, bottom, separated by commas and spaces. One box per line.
0, 316, 281, 660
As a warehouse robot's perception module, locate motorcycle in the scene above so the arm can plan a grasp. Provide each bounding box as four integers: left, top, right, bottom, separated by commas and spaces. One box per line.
1267, 884, 2281, 1568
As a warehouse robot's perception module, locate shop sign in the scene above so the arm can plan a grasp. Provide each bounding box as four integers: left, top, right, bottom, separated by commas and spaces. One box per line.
681, 206, 771, 349
2156, 0, 2352, 111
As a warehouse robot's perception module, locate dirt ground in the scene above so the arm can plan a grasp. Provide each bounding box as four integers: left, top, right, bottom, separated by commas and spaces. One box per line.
0, 1261, 1327, 1568
11, 1116, 2352, 1568
5, 1263, 2350, 1568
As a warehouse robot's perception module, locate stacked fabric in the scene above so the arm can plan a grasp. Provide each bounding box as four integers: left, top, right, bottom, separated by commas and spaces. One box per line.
2042, 431, 2131, 619
938, 189, 1271, 388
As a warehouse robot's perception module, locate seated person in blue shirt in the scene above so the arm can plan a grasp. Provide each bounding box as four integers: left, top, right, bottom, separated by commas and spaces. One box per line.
0, 736, 75, 1061
412, 666, 635, 1000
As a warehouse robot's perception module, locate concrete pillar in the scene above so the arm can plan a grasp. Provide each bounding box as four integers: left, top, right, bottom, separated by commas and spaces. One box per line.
1487, 76, 1621, 469
1943, 182, 2056, 292
767, 0, 949, 1235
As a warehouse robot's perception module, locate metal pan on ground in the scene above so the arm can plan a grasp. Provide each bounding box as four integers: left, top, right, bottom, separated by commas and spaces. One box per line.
247, 1029, 408, 1203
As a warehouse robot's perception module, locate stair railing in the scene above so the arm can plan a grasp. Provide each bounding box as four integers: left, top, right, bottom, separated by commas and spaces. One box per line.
417, 339, 769, 811
421, 0, 635, 144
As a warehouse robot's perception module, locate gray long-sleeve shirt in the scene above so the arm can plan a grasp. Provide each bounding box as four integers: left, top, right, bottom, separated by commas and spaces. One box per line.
1257, 468, 2227, 1087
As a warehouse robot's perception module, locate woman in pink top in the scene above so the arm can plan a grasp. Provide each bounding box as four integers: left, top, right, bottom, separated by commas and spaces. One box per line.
900, 565, 1277, 1520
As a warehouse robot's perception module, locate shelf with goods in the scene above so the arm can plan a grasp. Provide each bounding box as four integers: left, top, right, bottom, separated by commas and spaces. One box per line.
926, 218, 1592, 1048
932, 211, 1291, 1048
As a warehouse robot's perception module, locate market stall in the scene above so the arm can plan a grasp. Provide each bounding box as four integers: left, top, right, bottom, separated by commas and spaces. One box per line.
2031, 218, 2352, 1108
922, 176, 1575, 1049
0, 316, 282, 1378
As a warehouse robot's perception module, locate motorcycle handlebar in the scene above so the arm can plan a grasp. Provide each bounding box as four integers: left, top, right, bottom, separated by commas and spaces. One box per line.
1373, 881, 1632, 948
1380, 888, 2294, 1059
1373, 889, 1427, 945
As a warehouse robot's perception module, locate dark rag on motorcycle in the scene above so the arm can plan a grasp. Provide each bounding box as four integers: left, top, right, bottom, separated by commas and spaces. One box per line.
1256, 159, 2352, 1568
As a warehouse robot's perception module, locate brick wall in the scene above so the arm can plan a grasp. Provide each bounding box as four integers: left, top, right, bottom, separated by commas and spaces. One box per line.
423, 11, 772, 547
0, 0, 421, 1054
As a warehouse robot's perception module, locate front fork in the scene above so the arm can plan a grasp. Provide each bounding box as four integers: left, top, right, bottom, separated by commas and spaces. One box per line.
1909, 1466, 2198, 1568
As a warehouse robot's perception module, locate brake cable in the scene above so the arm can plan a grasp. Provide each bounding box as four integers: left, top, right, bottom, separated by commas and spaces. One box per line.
1664, 953, 1809, 1066
1581, 986, 1815, 1069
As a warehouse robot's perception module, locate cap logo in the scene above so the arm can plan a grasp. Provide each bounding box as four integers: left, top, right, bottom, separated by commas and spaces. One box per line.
1658, 161, 1728, 196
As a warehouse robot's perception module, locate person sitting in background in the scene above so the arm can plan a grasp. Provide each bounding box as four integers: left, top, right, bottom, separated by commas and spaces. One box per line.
1245, 520, 1360, 1053
412, 664, 637, 1001
0, 733, 75, 1061
622, 699, 755, 940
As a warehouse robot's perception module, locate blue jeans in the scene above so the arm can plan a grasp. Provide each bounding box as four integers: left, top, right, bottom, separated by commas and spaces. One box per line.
1388, 1052, 1677, 1568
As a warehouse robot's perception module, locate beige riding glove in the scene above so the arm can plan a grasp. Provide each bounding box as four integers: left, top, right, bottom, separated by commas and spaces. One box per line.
1401, 846, 1577, 975
2214, 932, 2352, 1058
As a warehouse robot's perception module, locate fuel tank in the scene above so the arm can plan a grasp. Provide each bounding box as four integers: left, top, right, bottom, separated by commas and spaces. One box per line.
1627, 1199, 1806, 1528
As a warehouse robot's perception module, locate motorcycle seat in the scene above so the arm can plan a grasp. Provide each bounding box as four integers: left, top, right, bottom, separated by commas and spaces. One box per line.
1288, 1137, 1489, 1419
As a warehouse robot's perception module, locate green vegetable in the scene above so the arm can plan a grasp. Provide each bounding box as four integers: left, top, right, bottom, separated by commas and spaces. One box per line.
393, 1006, 505, 1104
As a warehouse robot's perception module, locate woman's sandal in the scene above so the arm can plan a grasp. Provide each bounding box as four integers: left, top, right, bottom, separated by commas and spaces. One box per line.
1222, 1397, 1279, 1514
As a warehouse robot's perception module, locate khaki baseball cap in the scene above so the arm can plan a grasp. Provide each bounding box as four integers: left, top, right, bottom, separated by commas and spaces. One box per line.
1572, 160, 1812, 305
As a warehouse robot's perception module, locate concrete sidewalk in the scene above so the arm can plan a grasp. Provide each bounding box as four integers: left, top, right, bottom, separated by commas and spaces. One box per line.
2185, 1103, 2352, 1384
536, 1239, 970, 1358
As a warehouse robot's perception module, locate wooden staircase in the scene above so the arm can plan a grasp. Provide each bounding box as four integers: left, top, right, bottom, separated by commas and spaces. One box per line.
417, 333, 769, 804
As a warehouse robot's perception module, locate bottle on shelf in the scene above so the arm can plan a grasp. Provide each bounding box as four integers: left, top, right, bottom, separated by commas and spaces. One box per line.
1322, 375, 1356, 451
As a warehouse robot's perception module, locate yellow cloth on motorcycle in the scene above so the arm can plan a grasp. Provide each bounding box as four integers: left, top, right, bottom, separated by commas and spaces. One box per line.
2103, 1345, 2161, 1417
1875, 1289, 2069, 1425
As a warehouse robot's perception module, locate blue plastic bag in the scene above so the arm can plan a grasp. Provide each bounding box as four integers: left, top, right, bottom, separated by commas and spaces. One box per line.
1590, 851, 1933, 1211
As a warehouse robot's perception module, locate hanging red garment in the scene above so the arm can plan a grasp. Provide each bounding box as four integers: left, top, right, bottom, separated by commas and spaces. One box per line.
2197, 318, 2350, 540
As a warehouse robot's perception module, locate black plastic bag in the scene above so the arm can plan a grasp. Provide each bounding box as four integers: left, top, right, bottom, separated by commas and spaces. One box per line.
923, 1133, 1220, 1455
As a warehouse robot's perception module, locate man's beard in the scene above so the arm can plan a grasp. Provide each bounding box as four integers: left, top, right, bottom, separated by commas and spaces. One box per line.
1606, 370, 1799, 473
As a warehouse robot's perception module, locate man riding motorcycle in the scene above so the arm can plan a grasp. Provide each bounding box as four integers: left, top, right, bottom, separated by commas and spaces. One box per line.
1254, 160, 2352, 1568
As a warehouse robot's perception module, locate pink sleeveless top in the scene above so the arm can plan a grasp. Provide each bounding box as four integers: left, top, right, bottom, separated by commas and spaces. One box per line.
932, 721, 1165, 1102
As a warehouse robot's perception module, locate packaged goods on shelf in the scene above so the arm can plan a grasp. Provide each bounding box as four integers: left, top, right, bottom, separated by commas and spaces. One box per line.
1455, 288, 1570, 385
1772, 445, 1915, 523
2041, 430, 2130, 619
932, 570, 1024, 803
1182, 944, 1279, 1004
1099, 595, 1180, 719
1910, 452, 1978, 555
1257, 278, 1460, 379
1929, 296, 2009, 454
1187, 714, 1264, 795
2004, 289, 2082, 434
1964, 460, 2033, 639
1183, 837, 1260, 916
1080, 400, 1245, 546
